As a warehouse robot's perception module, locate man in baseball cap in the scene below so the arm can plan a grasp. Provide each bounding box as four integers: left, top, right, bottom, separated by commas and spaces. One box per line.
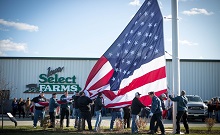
131, 92, 145, 133
135, 92, 141, 96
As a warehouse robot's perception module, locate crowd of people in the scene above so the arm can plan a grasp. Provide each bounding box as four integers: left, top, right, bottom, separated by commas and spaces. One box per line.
11, 90, 220, 134
207, 97, 220, 122
11, 97, 31, 118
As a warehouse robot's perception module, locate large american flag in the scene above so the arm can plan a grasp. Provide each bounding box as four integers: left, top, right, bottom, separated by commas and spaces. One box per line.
84, 0, 167, 108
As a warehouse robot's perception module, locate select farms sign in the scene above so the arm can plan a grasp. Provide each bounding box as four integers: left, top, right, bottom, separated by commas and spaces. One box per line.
24, 66, 82, 93
39, 74, 81, 92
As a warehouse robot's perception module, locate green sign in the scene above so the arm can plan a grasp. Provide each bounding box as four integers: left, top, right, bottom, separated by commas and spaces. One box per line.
24, 66, 82, 93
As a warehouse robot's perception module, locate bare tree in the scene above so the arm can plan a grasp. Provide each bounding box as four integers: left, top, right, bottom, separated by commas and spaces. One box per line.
0, 69, 16, 129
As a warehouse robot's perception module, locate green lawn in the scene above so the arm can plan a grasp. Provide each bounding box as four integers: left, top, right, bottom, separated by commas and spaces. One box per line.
1, 126, 220, 135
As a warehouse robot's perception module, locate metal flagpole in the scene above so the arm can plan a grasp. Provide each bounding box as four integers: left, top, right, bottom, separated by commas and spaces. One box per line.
171, 0, 180, 134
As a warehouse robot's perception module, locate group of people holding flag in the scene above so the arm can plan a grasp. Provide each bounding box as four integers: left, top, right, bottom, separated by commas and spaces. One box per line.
131, 90, 189, 135
30, 89, 189, 134
31, 90, 102, 131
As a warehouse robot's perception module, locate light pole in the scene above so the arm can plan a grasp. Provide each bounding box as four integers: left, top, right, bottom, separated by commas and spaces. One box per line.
171, 0, 180, 133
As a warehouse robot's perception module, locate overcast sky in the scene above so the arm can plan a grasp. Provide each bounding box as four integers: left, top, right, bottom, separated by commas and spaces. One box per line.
0, 0, 219, 59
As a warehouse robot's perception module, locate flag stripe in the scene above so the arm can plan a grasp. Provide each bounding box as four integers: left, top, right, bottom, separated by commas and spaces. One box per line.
89, 69, 114, 90
84, 56, 108, 89
85, 57, 113, 90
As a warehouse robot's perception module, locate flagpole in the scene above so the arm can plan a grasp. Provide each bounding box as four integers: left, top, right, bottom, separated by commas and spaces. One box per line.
171, 0, 180, 134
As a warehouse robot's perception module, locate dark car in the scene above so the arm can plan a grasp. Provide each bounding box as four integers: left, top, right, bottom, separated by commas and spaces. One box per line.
186, 95, 208, 122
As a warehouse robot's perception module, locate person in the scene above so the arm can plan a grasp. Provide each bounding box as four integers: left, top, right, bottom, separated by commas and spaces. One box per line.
140, 106, 151, 118
207, 99, 214, 118
18, 98, 25, 118
101, 107, 107, 117
147, 92, 165, 135
60, 90, 71, 128
109, 107, 123, 131
214, 98, 220, 122
123, 105, 131, 129
32, 91, 47, 128
169, 90, 189, 134
130, 92, 146, 134
154, 93, 167, 133
78, 91, 93, 131
48, 93, 59, 128
91, 103, 95, 117
167, 99, 173, 120
25, 97, 31, 118
71, 101, 75, 119
11, 98, 18, 117
94, 92, 104, 132
72, 91, 81, 128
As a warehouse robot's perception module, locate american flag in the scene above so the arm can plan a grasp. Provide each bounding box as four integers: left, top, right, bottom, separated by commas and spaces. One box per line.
84, 0, 167, 108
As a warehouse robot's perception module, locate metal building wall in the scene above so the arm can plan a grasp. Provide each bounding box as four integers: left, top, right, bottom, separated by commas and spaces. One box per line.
166, 60, 220, 100
0, 57, 97, 99
0, 57, 219, 101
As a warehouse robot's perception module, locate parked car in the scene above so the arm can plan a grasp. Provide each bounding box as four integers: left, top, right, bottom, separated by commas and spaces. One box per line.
186, 95, 208, 122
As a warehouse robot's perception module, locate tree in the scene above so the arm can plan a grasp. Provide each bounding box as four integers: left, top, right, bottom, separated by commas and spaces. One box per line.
0, 70, 15, 129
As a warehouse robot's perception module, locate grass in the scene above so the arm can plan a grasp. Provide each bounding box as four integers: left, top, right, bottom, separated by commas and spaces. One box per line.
1, 125, 220, 135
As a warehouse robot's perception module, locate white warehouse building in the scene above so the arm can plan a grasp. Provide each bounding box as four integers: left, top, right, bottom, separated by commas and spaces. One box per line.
0, 57, 219, 101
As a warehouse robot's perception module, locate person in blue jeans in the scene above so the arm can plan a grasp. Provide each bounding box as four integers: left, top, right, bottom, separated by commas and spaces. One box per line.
110, 107, 123, 131
131, 92, 145, 134
31, 92, 47, 128
72, 91, 81, 128
147, 91, 165, 135
48, 93, 59, 128
94, 92, 104, 132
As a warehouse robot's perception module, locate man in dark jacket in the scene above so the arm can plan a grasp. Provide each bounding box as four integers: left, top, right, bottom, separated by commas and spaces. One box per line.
131, 92, 145, 134
94, 92, 104, 132
169, 90, 189, 134
147, 92, 165, 135
154, 93, 167, 133
32, 92, 47, 128
60, 90, 71, 127
18, 98, 25, 118
78, 91, 93, 131
11, 98, 18, 117
72, 91, 80, 128
48, 93, 59, 128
